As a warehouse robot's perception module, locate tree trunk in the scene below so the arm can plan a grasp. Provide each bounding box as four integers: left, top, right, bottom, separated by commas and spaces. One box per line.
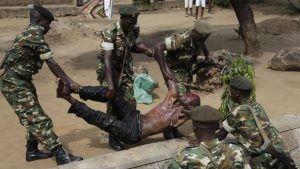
230, 0, 262, 57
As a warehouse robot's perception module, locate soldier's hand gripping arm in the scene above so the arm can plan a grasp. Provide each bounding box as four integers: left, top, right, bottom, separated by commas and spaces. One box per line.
131, 42, 155, 57
104, 50, 115, 100
45, 57, 72, 98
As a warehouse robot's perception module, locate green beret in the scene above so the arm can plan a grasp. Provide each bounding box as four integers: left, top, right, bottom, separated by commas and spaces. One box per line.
182, 105, 223, 128
119, 5, 140, 17
194, 20, 213, 36
230, 76, 253, 90
34, 5, 54, 22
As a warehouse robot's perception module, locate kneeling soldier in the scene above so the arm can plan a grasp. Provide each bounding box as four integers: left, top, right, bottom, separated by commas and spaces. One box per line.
168, 105, 251, 169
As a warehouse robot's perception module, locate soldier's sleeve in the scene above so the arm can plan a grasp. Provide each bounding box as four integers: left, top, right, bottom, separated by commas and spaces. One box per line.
168, 148, 192, 169
24, 28, 52, 60
227, 144, 251, 169
165, 34, 185, 51
100, 28, 114, 51
222, 106, 244, 133
168, 159, 181, 169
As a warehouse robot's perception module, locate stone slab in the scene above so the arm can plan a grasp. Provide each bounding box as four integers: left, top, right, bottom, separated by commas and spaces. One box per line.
48, 114, 300, 169
52, 139, 188, 169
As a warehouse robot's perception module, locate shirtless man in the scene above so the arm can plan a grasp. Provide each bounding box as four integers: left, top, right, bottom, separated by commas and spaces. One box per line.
58, 80, 200, 144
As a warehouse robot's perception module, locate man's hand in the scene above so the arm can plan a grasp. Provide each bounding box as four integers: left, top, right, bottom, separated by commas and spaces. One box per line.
106, 88, 115, 100
56, 78, 70, 99
186, 136, 199, 147
69, 79, 82, 94
145, 48, 155, 57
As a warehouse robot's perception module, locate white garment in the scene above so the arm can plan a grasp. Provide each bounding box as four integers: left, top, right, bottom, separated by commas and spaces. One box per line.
196, 0, 206, 7
184, 0, 193, 8
104, 0, 113, 20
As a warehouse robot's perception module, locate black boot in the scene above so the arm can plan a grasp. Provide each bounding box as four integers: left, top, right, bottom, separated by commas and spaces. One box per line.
26, 139, 53, 162
173, 128, 184, 138
163, 128, 175, 140
109, 134, 124, 151
52, 145, 83, 165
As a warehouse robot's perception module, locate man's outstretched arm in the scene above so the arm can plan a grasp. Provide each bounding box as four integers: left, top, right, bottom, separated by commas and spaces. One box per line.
154, 42, 175, 82
46, 57, 72, 97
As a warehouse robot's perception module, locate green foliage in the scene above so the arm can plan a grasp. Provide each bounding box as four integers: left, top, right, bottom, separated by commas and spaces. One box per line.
214, 0, 231, 8
219, 56, 256, 118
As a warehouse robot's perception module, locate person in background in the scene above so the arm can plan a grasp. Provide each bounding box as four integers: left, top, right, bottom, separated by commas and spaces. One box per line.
195, 0, 206, 20
184, 0, 193, 17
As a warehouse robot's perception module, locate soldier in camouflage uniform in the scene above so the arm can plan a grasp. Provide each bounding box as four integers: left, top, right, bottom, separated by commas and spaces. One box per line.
219, 76, 297, 168
96, 5, 156, 151
168, 105, 251, 169
0, 5, 82, 165
155, 20, 213, 140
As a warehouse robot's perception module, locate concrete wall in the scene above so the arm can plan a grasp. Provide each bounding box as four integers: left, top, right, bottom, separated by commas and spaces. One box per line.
0, 0, 74, 6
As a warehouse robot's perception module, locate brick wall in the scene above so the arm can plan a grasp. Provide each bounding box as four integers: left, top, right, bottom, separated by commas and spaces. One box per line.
0, 0, 74, 6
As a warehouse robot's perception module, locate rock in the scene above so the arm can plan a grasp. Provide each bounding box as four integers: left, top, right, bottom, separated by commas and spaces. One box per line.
257, 18, 300, 35
269, 47, 300, 71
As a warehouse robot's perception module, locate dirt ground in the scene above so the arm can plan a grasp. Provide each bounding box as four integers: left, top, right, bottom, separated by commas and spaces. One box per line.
0, 4, 300, 169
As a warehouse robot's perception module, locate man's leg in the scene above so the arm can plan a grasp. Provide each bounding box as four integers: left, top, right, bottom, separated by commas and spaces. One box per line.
2, 80, 82, 165
185, 0, 189, 17
208, 0, 214, 14
200, 0, 206, 19
189, 0, 193, 16
68, 99, 140, 144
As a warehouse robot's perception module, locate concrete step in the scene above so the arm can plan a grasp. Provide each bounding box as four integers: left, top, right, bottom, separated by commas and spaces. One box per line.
0, 0, 184, 18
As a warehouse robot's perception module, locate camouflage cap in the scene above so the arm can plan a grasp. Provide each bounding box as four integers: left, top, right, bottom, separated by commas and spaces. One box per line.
33, 5, 54, 21
230, 76, 253, 91
182, 105, 223, 128
119, 5, 140, 17
194, 20, 213, 36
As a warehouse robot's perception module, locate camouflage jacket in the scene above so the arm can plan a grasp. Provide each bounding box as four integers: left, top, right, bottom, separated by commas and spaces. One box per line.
97, 21, 137, 82
222, 100, 287, 154
4, 24, 52, 79
164, 29, 203, 71
222, 100, 291, 167
168, 138, 251, 169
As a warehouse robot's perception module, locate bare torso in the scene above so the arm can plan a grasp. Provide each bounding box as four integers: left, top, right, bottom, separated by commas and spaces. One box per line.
141, 80, 189, 137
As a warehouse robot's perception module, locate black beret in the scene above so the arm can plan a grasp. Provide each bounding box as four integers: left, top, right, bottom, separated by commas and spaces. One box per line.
34, 5, 54, 21
119, 5, 140, 17
182, 105, 223, 128
230, 76, 253, 91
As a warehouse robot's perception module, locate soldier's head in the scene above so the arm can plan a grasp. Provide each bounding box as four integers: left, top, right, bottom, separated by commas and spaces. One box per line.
229, 76, 253, 103
178, 93, 201, 109
119, 5, 140, 34
30, 5, 54, 34
182, 105, 223, 142
191, 20, 213, 45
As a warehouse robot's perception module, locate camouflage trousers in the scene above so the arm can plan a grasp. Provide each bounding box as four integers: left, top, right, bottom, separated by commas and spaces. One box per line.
172, 69, 192, 96
1, 74, 61, 150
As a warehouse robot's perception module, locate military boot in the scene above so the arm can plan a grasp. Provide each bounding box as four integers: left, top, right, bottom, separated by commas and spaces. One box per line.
109, 134, 124, 151
26, 139, 53, 162
163, 127, 175, 140
52, 145, 83, 165
173, 128, 184, 138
